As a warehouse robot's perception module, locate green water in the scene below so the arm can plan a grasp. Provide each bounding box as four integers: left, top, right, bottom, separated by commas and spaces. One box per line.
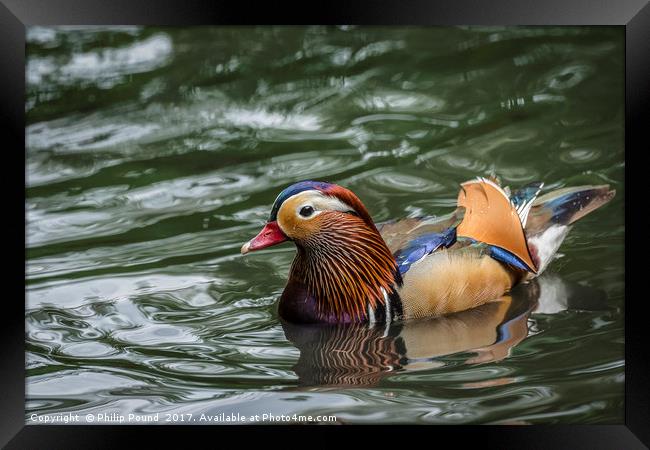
26, 26, 624, 424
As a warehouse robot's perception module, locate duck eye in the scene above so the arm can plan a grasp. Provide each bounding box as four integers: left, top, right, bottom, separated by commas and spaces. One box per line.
299, 205, 314, 217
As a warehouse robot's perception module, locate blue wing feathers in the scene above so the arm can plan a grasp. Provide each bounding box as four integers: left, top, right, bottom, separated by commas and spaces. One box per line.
395, 227, 457, 275
463, 238, 534, 272
488, 245, 533, 271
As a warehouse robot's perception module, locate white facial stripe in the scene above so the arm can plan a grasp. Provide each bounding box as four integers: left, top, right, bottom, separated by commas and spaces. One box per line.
290, 190, 355, 219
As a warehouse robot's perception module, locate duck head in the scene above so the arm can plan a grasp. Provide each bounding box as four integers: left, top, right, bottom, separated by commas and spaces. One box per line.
241, 180, 401, 323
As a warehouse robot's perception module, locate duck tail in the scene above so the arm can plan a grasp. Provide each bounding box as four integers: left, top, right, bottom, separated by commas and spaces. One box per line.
524, 184, 616, 276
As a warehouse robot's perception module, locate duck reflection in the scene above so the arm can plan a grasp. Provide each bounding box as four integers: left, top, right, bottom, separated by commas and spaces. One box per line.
281, 274, 607, 387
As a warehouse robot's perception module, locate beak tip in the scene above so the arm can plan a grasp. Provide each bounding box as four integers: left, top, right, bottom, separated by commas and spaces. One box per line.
240, 221, 287, 255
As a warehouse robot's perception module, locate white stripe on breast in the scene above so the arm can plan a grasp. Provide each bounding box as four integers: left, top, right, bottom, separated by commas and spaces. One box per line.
367, 303, 376, 325
381, 287, 391, 336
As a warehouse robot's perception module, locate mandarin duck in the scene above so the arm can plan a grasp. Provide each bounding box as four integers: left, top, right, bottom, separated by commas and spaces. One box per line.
241, 177, 615, 324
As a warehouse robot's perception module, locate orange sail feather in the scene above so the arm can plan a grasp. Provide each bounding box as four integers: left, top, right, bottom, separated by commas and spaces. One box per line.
456, 178, 537, 273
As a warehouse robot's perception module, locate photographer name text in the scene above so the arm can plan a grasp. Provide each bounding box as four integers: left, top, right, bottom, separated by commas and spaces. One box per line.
29, 412, 337, 424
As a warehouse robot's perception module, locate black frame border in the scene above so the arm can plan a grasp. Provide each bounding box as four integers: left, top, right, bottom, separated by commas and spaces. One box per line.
3, 0, 648, 447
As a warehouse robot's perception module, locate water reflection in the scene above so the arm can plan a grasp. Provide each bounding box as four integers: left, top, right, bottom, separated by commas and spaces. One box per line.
282, 274, 606, 387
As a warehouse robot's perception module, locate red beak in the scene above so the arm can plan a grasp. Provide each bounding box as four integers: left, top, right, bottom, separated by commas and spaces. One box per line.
241, 221, 288, 254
